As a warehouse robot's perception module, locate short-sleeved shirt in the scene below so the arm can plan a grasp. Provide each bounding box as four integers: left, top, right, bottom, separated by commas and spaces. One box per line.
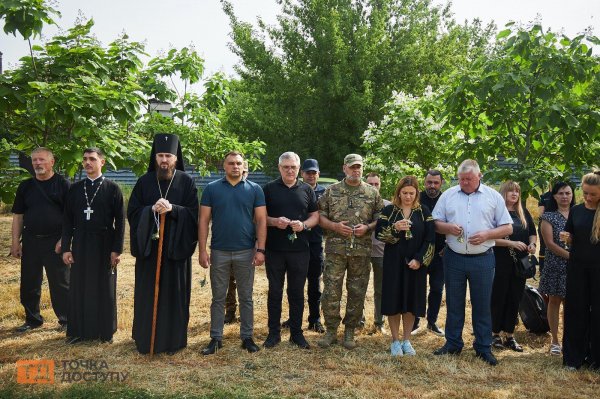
200, 177, 265, 251
12, 174, 70, 236
263, 177, 318, 251
565, 204, 600, 268
432, 183, 513, 254
319, 179, 384, 256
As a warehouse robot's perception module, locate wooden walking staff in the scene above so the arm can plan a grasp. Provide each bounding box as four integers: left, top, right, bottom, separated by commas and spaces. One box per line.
150, 213, 166, 357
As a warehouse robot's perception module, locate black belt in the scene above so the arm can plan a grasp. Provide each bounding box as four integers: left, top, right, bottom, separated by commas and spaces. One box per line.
449, 247, 492, 257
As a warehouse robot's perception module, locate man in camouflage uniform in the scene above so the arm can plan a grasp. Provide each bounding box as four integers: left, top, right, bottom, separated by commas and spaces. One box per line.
317, 154, 384, 349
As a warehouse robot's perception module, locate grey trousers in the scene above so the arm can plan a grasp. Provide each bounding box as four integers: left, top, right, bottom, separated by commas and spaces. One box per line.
209, 249, 255, 340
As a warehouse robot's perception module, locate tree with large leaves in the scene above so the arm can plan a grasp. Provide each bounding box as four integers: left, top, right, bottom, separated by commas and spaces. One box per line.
221, 0, 493, 174
443, 23, 600, 197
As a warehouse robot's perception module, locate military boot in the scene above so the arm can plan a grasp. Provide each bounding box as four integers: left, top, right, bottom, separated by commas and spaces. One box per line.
343, 328, 357, 350
318, 328, 338, 348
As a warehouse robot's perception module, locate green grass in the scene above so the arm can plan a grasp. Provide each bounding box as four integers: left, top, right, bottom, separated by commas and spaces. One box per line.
0, 382, 284, 399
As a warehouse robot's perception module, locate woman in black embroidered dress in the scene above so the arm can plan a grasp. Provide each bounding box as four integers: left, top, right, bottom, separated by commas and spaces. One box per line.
376, 176, 434, 357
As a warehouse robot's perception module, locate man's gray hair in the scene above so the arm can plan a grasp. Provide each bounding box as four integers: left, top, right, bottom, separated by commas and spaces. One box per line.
457, 159, 480, 175
31, 147, 54, 160
278, 151, 300, 165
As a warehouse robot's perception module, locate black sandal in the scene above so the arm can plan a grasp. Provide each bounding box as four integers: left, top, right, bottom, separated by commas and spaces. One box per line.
504, 337, 523, 352
492, 335, 504, 349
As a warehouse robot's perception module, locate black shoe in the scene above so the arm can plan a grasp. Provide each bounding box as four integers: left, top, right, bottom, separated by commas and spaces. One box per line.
281, 319, 290, 329
66, 336, 82, 345
202, 338, 223, 355
433, 346, 462, 356
290, 334, 311, 349
504, 337, 523, 352
427, 322, 445, 337
16, 323, 38, 333
56, 323, 67, 332
475, 351, 498, 366
224, 312, 236, 324
308, 321, 325, 334
241, 338, 260, 353
492, 334, 504, 349
263, 333, 281, 348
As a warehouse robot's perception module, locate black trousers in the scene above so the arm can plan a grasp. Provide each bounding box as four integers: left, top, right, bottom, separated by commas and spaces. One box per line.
491, 262, 525, 334
563, 265, 600, 369
306, 241, 324, 323
265, 249, 309, 336
20, 234, 69, 326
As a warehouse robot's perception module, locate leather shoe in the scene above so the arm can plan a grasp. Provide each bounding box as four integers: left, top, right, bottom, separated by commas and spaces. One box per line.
290, 334, 311, 349
433, 346, 462, 356
241, 338, 260, 353
202, 338, 223, 355
475, 351, 498, 366
16, 323, 39, 333
308, 321, 325, 334
66, 336, 82, 345
263, 333, 281, 348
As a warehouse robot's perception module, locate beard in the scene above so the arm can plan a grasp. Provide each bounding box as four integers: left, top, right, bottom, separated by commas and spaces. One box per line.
156, 162, 176, 180
426, 187, 440, 198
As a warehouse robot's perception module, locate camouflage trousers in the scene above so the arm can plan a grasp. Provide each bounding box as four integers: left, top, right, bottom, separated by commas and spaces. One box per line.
321, 253, 371, 330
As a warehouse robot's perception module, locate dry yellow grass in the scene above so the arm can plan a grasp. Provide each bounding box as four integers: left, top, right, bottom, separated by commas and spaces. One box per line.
1, 215, 599, 398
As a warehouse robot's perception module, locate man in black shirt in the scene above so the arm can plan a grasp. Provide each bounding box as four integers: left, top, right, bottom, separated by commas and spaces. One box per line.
11, 147, 70, 332
413, 170, 446, 337
263, 152, 320, 349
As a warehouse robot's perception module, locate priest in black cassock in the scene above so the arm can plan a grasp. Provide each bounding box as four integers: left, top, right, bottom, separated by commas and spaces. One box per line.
62, 147, 125, 344
127, 133, 199, 355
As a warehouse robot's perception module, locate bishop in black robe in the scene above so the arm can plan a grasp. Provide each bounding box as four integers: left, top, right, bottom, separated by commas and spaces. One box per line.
61, 175, 125, 342
128, 133, 199, 354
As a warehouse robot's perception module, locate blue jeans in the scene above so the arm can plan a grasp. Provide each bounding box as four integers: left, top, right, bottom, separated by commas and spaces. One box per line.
444, 248, 495, 354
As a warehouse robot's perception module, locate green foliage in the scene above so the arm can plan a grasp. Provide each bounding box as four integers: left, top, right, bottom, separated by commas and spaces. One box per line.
0, 19, 148, 180
443, 23, 600, 197
0, 0, 59, 39
137, 49, 265, 174
362, 87, 454, 197
221, 0, 494, 174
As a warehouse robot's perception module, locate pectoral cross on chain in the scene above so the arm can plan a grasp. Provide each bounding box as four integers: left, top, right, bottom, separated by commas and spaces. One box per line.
84, 206, 94, 220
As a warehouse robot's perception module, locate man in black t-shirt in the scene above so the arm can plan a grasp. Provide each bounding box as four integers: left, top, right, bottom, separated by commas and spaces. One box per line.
262, 152, 320, 349
413, 170, 446, 337
11, 147, 70, 332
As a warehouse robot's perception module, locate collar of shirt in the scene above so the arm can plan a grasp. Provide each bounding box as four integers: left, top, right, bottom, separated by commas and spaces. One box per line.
276, 176, 301, 188
87, 174, 103, 183
221, 177, 245, 187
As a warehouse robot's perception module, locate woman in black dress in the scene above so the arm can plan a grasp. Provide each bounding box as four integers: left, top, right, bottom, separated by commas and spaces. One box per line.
376, 176, 434, 356
562, 171, 600, 370
491, 181, 537, 352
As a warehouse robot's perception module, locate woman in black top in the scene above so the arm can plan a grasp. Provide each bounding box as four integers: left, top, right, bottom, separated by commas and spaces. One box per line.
562, 171, 600, 370
376, 176, 435, 356
491, 181, 537, 352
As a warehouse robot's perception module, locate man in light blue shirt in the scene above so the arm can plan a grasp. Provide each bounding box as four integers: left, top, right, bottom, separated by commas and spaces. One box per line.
431, 159, 512, 366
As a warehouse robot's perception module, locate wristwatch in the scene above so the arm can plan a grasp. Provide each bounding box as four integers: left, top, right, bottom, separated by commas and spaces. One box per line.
303, 223, 311, 232
256, 248, 266, 254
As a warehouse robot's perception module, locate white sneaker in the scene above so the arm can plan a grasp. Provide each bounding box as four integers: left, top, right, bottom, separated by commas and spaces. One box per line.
390, 340, 403, 356
401, 340, 416, 356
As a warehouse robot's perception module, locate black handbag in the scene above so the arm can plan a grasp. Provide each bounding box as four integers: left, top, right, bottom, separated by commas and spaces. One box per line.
509, 245, 537, 279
